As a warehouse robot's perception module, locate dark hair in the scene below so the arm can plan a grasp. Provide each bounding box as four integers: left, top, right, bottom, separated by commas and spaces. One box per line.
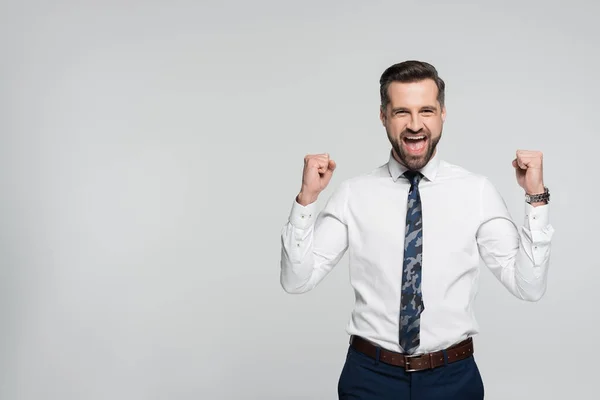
379, 60, 445, 110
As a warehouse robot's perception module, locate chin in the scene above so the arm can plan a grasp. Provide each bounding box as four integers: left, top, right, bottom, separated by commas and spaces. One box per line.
393, 146, 431, 170
404, 158, 428, 170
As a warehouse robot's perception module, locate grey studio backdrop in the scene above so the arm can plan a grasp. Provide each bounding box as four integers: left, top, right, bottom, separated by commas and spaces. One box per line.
0, 1, 598, 399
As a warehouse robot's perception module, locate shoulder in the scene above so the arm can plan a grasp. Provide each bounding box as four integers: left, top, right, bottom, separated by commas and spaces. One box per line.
338, 162, 391, 190
437, 160, 508, 219
437, 159, 491, 188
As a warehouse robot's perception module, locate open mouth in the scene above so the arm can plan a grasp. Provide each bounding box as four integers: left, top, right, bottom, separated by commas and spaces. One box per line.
402, 135, 428, 155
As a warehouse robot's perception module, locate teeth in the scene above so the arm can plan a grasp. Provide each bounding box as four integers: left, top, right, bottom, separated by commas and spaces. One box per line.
405, 136, 425, 140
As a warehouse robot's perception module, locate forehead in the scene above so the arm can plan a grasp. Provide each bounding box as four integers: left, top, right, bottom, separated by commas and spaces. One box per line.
386, 79, 439, 107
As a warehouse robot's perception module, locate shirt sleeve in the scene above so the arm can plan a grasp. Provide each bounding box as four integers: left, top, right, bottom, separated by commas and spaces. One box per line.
279, 180, 350, 294
476, 177, 555, 301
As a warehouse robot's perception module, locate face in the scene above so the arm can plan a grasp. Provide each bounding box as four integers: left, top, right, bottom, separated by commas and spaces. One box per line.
380, 79, 446, 171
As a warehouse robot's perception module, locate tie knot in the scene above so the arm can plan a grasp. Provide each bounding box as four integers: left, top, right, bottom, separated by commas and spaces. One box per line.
403, 170, 422, 186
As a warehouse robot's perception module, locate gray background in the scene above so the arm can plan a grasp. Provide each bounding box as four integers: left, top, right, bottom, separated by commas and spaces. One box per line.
1, 0, 598, 399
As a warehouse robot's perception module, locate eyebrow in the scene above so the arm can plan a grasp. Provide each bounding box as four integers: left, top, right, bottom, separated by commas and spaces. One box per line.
391, 106, 438, 113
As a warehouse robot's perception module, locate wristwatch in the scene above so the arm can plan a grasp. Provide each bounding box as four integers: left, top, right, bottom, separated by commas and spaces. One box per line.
525, 186, 550, 204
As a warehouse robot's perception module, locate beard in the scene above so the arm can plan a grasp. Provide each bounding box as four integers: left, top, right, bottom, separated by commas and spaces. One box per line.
388, 128, 442, 171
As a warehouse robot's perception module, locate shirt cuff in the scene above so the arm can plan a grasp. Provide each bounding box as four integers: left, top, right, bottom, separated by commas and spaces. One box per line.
289, 199, 318, 229
524, 202, 550, 231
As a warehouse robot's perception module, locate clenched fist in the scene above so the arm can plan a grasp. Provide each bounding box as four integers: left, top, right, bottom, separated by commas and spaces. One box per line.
512, 150, 544, 194
296, 153, 336, 206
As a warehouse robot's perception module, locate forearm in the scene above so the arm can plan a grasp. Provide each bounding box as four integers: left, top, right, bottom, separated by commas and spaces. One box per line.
280, 219, 319, 293
478, 198, 555, 301
279, 192, 349, 294
513, 203, 554, 299
510, 219, 553, 301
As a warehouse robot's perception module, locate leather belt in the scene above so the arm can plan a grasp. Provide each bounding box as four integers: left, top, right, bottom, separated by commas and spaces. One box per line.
349, 335, 474, 372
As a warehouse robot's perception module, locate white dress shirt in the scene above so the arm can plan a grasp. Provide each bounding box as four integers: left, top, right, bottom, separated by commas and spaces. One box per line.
280, 150, 555, 354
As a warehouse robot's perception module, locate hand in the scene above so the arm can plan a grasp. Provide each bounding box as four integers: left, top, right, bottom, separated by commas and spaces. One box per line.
512, 150, 544, 194
297, 153, 336, 206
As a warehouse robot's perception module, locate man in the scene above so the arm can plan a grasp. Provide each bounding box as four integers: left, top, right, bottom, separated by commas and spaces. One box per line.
279, 60, 554, 399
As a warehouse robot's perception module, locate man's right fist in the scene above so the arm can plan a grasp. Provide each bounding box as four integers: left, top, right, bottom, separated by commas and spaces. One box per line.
296, 153, 336, 206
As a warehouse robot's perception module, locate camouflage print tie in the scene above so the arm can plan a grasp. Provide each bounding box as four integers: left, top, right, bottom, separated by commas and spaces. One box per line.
399, 170, 424, 354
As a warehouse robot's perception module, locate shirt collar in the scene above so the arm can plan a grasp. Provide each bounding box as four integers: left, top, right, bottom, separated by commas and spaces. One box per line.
387, 149, 441, 182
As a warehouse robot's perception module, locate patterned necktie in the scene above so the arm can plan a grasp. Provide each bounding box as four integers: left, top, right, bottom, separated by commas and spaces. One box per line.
399, 170, 424, 354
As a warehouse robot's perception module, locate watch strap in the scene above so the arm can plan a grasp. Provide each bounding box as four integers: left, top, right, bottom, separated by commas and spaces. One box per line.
525, 186, 550, 204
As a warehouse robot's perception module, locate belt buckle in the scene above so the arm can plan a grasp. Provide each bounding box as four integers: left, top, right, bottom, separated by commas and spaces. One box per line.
403, 354, 421, 372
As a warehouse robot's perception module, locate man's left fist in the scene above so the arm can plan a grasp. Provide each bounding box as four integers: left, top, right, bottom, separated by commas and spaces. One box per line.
512, 150, 544, 194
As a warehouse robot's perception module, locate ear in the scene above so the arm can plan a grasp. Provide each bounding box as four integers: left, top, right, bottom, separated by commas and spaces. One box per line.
441, 105, 447, 123
379, 106, 386, 125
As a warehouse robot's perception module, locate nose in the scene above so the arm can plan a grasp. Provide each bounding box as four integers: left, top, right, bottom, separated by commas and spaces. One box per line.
407, 114, 424, 132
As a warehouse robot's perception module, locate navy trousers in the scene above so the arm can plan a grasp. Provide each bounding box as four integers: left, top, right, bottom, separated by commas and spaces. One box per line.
337, 345, 485, 399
